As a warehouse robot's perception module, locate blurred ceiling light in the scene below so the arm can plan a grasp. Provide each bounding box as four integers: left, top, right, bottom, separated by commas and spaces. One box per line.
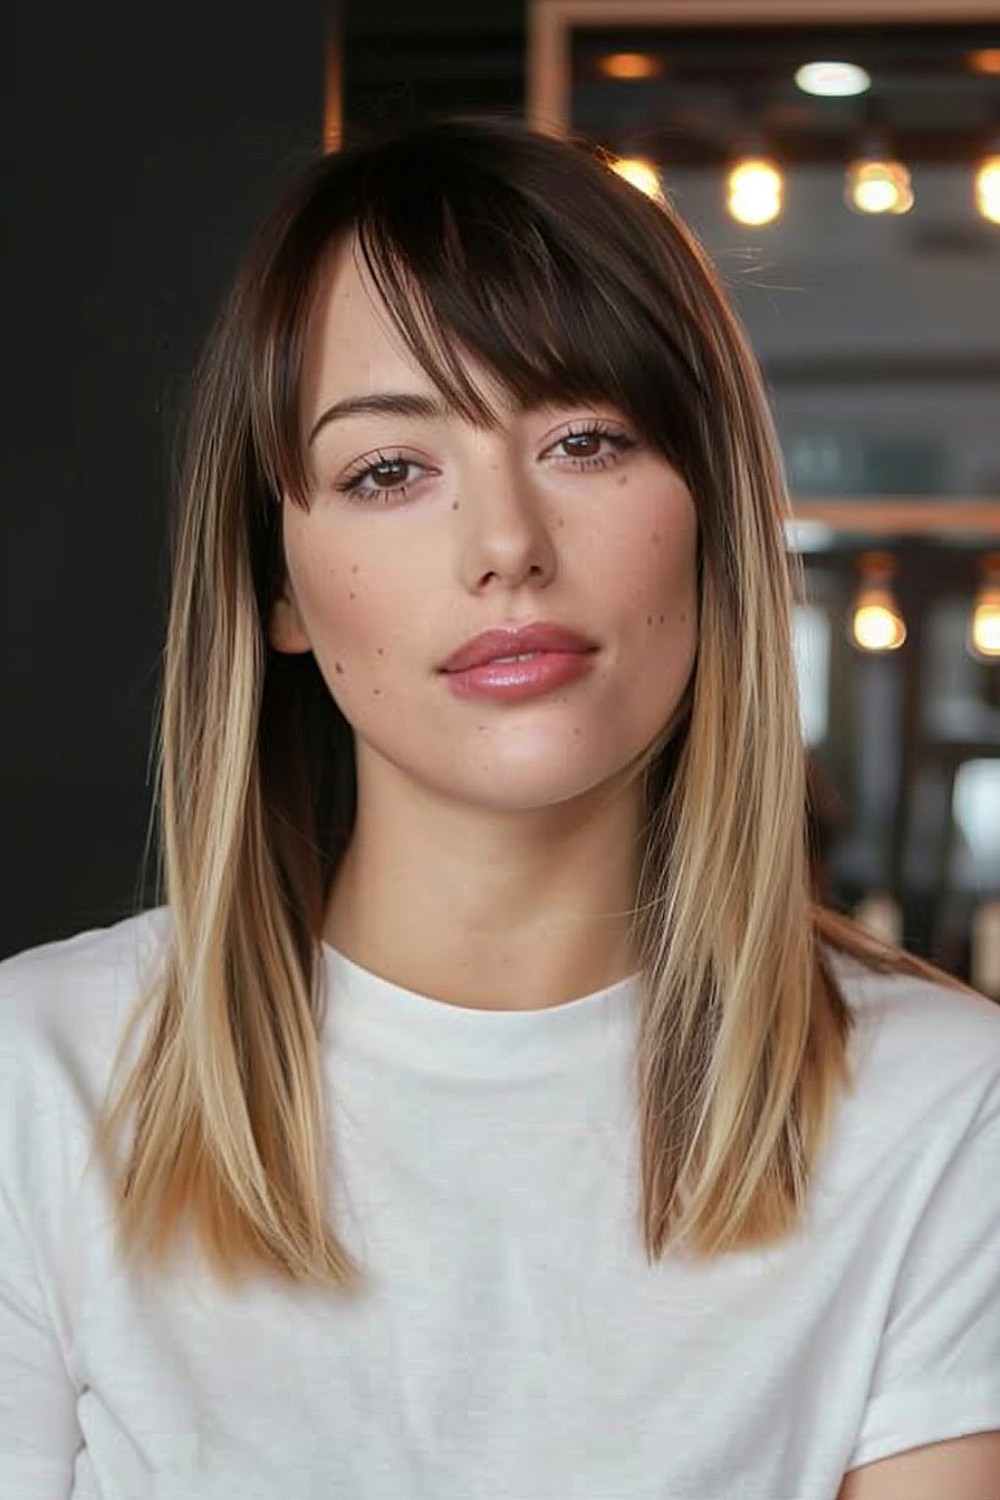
611, 156, 664, 201
726, 155, 783, 226
851, 551, 907, 652
969, 552, 1000, 660
975, 152, 1000, 224
794, 61, 871, 97
968, 48, 1000, 76
598, 51, 662, 81
845, 144, 914, 214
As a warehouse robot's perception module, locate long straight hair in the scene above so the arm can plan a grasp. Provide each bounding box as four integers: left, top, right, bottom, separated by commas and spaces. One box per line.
90, 117, 962, 1290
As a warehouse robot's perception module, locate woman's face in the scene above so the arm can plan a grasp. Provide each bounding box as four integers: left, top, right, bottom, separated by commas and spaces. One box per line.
270, 243, 699, 816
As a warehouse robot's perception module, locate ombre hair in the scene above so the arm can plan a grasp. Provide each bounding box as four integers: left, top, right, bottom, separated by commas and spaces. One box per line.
91, 116, 962, 1290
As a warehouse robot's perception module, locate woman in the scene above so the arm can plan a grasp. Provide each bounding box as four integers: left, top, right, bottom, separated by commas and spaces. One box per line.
1, 117, 997, 1500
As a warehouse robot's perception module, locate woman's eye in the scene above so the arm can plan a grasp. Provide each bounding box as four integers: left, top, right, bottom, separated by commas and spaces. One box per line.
549, 426, 635, 467
337, 454, 428, 502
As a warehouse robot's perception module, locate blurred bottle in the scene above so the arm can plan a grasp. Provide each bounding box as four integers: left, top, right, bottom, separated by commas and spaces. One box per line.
970, 900, 1000, 999
853, 891, 903, 947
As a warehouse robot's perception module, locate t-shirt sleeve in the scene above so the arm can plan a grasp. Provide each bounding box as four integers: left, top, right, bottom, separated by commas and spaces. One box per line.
0, 1001, 82, 1498
845, 1060, 1000, 1472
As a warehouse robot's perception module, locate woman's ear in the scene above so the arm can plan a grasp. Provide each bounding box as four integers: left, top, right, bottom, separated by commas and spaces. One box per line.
268, 581, 312, 655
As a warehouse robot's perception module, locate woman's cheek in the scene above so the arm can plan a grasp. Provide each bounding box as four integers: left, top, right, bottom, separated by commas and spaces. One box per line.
309, 570, 408, 708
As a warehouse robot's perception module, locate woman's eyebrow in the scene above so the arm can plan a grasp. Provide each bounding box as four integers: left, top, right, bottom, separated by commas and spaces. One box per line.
307, 392, 449, 447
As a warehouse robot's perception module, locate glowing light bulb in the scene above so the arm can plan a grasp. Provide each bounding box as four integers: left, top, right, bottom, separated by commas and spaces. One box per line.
846, 157, 913, 215
598, 52, 661, 81
853, 602, 906, 651
975, 155, 1000, 224
850, 553, 907, 652
971, 601, 1000, 656
967, 49, 1000, 76
727, 157, 782, 226
794, 61, 870, 97
611, 156, 664, 201
969, 554, 1000, 659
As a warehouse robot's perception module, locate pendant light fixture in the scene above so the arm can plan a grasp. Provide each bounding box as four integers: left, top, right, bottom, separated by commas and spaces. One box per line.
726, 128, 783, 226
974, 136, 1000, 224
968, 552, 1000, 660
850, 552, 907, 652
845, 133, 914, 215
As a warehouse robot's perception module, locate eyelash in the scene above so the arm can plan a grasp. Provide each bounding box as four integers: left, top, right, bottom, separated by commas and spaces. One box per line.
334, 422, 637, 505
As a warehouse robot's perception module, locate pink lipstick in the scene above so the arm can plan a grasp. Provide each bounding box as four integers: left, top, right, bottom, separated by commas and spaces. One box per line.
439, 621, 598, 703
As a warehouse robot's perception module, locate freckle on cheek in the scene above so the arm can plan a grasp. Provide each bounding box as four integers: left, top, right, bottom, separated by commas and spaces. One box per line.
617, 475, 627, 486
376, 647, 384, 656
349, 591, 356, 600
335, 662, 344, 674
451, 501, 460, 511
646, 614, 653, 626
659, 613, 665, 624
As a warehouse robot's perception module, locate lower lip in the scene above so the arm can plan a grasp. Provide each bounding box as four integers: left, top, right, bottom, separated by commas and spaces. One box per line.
441, 650, 597, 701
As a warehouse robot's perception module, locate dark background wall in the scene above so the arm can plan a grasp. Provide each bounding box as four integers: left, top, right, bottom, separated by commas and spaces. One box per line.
1, 3, 326, 958
1, 0, 526, 960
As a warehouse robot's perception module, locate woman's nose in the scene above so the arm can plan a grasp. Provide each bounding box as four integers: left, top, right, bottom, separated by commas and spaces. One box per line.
455, 449, 559, 593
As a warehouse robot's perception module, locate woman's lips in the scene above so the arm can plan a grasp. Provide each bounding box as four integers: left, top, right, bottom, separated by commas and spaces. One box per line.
440, 648, 597, 702
439, 621, 597, 674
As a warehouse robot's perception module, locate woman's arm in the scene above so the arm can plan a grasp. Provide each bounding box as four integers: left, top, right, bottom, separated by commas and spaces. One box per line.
837, 1429, 1000, 1499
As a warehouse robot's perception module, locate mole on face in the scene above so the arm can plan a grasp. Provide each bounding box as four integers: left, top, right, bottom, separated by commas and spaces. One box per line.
451, 501, 460, 511
349, 592, 356, 600
376, 647, 384, 657
351, 564, 359, 574
335, 661, 344, 674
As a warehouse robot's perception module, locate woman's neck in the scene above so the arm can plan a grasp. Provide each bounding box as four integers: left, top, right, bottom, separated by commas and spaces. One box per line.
322, 778, 644, 1012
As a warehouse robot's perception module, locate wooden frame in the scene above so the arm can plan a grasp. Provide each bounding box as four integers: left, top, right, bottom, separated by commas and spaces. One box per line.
323, 0, 343, 154
526, 0, 1000, 538
792, 501, 1000, 538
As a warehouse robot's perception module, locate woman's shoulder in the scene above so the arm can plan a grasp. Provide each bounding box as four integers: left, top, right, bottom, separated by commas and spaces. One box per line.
0, 906, 172, 1089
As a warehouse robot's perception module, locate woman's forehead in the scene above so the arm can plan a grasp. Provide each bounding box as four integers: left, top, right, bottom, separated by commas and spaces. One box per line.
306, 240, 399, 357
300, 240, 576, 433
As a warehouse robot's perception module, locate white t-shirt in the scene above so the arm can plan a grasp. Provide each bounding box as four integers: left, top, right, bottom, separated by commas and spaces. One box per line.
1, 906, 999, 1500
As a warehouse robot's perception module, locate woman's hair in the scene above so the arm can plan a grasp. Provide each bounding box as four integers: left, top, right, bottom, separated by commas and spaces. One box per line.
90, 115, 963, 1291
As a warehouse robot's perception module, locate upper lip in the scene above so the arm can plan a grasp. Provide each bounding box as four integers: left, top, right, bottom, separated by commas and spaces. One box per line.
439, 621, 598, 673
